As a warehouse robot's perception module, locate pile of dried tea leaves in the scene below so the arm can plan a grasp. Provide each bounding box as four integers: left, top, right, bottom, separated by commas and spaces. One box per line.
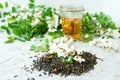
32, 51, 97, 77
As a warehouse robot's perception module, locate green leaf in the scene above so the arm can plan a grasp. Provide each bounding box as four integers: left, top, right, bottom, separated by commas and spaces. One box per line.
39, 45, 49, 52
45, 38, 49, 44
118, 28, 120, 33
1, 26, 11, 34
5, 36, 16, 43
9, 23, 22, 28
30, 45, 39, 52
37, 5, 45, 9
1, 19, 6, 22
32, 19, 48, 36
39, 46, 45, 51
38, 38, 50, 52
5, 1, 8, 8
82, 34, 94, 42
16, 38, 26, 42
8, 23, 23, 36
61, 57, 73, 64
12, 7, 17, 12
0, 3, 3, 9
28, 3, 35, 9
30, 0, 35, 3
3, 12, 10, 17
94, 12, 116, 29
106, 35, 114, 39
48, 31, 62, 39
0, 27, 3, 32
82, 12, 99, 35
0, 13, 2, 18
81, 12, 117, 42
41, 7, 52, 18
17, 5, 21, 8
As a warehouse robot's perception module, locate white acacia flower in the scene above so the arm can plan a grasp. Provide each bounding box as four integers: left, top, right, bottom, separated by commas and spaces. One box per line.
48, 27, 57, 32
34, 11, 42, 18
11, 13, 17, 17
112, 30, 120, 38
99, 29, 104, 35
31, 18, 40, 26
4, 15, 11, 20
77, 50, 83, 55
48, 36, 87, 62
84, 34, 89, 38
47, 14, 59, 32
19, 12, 31, 19
26, 12, 32, 16
73, 55, 85, 63
31, 37, 37, 42
35, 7, 40, 12
46, 16, 51, 20
30, 37, 42, 46
89, 38, 118, 52
49, 36, 74, 57
53, 14, 59, 28
57, 51, 67, 58
16, 16, 22, 21
99, 28, 120, 39
20, 12, 25, 17
0, 22, 8, 27
23, 15, 28, 19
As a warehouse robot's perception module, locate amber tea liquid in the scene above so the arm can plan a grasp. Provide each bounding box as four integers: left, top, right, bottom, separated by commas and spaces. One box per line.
62, 17, 82, 40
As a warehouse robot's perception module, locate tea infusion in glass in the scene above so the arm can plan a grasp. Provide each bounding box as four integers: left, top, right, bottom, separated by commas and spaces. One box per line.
60, 5, 84, 40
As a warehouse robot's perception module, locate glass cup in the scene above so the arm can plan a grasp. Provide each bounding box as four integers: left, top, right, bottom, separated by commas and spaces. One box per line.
60, 5, 84, 40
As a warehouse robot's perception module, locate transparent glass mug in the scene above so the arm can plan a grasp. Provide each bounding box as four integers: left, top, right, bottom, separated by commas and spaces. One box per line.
60, 5, 84, 40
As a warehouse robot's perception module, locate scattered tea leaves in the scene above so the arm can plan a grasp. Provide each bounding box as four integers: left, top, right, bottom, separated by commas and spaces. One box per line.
32, 51, 97, 77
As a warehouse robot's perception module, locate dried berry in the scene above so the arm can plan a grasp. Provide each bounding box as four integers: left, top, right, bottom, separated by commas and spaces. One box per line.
53, 68, 58, 73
